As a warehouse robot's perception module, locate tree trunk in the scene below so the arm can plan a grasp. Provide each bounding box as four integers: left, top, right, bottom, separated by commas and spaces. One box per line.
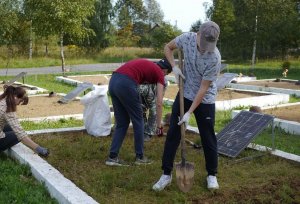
251, 15, 258, 75
45, 43, 48, 57
29, 20, 33, 60
60, 32, 65, 76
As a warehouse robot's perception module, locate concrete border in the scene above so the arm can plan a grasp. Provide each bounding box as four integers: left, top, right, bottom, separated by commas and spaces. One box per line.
56, 75, 110, 88
232, 102, 300, 135
186, 126, 300, 163
164, 88, 289, 110
1, 81, 48, 95
226, 78, 300, 97
5, 127, 98, 204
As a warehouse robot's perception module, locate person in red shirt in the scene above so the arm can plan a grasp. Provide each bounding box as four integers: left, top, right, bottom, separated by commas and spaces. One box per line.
105, 58, 172, 166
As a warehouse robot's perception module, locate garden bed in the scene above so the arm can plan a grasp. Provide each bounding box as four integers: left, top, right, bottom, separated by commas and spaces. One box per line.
263, 104, 300, 123
227, 79, 300, 97
31, 127, 300, 203
67, 75, 111, 85
17, 95, 84, 119
165, 85, 267, 100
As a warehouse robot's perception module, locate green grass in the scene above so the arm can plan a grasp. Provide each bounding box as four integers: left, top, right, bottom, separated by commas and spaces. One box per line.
253, 127, 300, 155
289, 95, 300, 103
32, 129, 300, 203
226, 59, 300, 79
0, 153, 58, 203
21, 118, 84, 130
0, 47, 156, 68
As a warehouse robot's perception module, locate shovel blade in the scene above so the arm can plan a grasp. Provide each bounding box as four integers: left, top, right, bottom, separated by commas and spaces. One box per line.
175, 161, 195, 192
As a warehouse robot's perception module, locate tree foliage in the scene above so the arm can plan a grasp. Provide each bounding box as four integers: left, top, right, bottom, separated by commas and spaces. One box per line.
208, 0, 300, 60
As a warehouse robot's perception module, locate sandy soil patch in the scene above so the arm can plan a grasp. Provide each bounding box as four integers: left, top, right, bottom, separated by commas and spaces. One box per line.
17, 95, 84, 118
263, 104, 300, 123
165, 85, 267, 100
68, 76, 268, 101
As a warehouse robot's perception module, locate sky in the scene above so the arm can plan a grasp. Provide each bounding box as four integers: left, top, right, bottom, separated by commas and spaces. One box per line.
156, 0, 212, 32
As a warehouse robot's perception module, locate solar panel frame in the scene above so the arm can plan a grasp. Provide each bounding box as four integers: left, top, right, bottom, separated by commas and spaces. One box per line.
216, 111, 274, 157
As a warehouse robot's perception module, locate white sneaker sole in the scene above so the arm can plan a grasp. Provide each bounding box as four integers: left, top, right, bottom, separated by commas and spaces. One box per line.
152, 181, 172, 191
105, 161, 129, 166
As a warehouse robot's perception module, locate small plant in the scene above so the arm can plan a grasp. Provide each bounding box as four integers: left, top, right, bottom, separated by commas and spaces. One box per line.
281, 61, 291, 78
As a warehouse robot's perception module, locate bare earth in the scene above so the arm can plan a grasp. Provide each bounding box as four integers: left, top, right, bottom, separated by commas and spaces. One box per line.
69, 76, 267, 101
263, 104, 300, 123
239, 80, 300, 90
17, 95, 84, 118
165, 85, 266, 100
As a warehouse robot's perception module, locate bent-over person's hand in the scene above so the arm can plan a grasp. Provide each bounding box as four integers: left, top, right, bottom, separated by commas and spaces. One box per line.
35, 146, 49, 157
156, 126, 164, 137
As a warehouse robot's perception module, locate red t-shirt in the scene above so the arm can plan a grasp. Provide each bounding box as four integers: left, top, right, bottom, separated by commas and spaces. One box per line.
115, 59, 165, 85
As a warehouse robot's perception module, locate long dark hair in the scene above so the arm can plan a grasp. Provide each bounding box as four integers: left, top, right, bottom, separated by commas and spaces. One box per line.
0, 86, 28, 112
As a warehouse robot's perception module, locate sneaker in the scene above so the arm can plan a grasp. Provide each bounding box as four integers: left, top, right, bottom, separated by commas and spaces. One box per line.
105, 157, 129, 166
134, 156, 152, 165
152, 175, 172, 191
144, 134, 152, 142
207, 175, 219, 190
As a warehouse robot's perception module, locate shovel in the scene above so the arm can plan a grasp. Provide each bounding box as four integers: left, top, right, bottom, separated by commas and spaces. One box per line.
175, 49, 195, 193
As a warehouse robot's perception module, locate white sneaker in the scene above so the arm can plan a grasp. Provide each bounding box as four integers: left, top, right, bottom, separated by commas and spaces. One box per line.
207, 175, 219, 190
152, 175, 172, 191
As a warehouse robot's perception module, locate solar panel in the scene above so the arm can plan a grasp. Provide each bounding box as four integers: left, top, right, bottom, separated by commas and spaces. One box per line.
216, 73, 238, 90
5, 72, 27, 86
58, 82, 93, 104
217, 111, 274, 157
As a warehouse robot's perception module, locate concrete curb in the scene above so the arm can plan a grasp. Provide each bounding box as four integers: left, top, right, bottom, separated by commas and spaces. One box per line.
5, 130, 98, 204
227, 78, 300, 97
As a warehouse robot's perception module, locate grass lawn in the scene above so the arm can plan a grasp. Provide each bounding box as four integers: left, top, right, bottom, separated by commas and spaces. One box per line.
0, 153, 58, 203
31, 129, 300, 204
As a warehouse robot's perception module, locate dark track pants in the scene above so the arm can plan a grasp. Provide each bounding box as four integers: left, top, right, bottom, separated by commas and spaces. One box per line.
162, 94, 218, 176
0, 125, 20, 151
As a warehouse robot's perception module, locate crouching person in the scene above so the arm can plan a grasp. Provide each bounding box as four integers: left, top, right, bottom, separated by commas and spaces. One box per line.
0, 86, 49, 157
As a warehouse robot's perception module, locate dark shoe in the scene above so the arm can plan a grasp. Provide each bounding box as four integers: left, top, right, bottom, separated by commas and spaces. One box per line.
134, 156, 152, 165
105, 157, 129, 166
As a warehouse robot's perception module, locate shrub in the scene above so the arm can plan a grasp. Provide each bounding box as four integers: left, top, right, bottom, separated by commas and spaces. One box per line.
281, 61, 291, 70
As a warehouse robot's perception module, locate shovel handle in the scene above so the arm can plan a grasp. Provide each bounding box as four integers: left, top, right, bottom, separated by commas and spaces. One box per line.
178, 49, 186, 165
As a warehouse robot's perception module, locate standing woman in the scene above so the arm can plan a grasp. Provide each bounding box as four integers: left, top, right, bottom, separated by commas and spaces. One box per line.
105, 58, 172, 166
0, 86, 49, 156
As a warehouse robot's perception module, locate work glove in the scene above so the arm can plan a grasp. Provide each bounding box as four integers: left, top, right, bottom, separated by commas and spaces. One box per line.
172, 66, 185, 84
35, 146, 49, 157
178, 112, 191, 126
156, 126, 164, 137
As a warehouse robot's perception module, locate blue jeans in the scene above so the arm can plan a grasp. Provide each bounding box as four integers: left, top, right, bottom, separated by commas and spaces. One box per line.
162, 93, 218, 176
109, 73, 144, 159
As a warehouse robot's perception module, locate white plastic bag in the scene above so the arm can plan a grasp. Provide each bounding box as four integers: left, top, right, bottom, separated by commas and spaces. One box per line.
80, 85, 111, 137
